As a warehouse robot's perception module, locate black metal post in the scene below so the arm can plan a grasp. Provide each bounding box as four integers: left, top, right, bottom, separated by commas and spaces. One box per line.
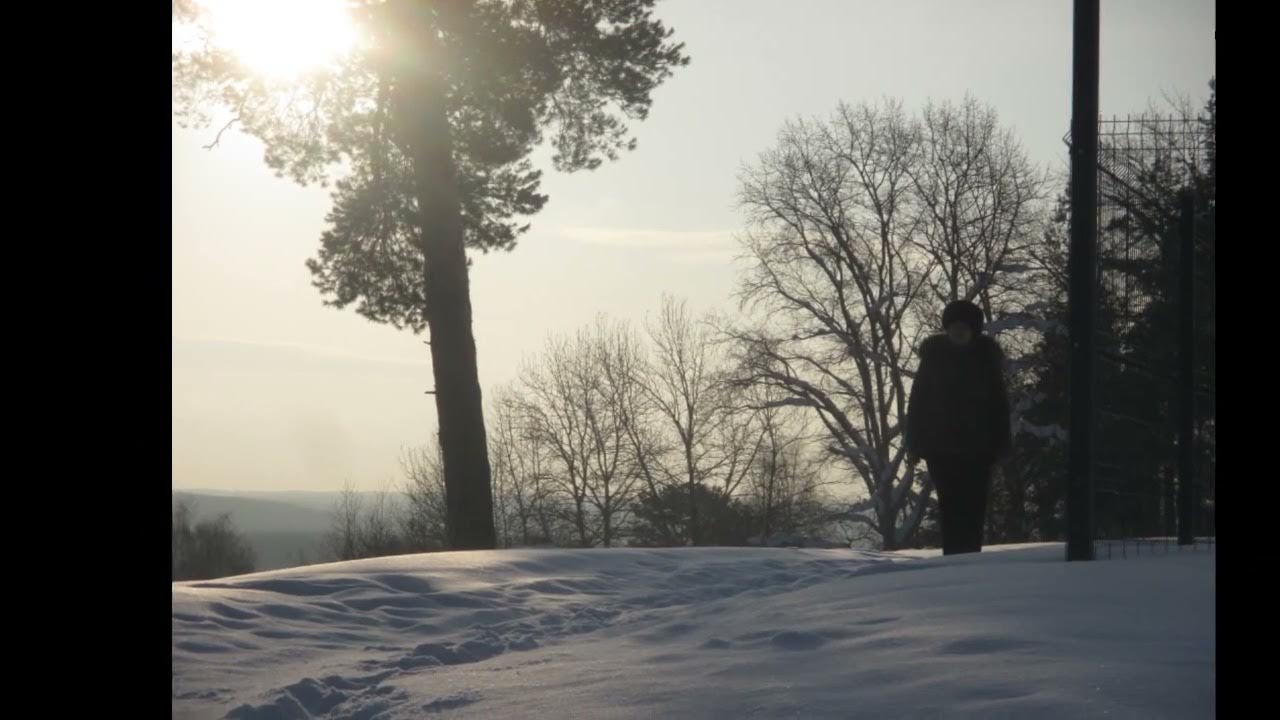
1067, 0, 1100, 561
1177, 191, 1196, 545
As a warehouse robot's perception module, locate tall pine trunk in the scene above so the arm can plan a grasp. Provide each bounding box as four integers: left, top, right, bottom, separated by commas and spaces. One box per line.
400, 72, 496, 551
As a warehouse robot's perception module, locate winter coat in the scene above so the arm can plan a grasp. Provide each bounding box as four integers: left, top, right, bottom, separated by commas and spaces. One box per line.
905, 334, 1012, 462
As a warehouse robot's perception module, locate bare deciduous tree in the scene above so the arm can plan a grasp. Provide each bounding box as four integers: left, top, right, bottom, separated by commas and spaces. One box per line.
739, 386, 829, 544
518, 335, 597, 547
588, 321, 648, 545
361, 485, 402, 557
642, 296, 763, 545
172, 499, 257, 581
909, 96, 1049, 318
732, 98, 1047, 549
400, 444, 450, 553
325, 481, 365, 561
517, 318, 645, 546
323, 480, 404, 561
490, 387, 558, 547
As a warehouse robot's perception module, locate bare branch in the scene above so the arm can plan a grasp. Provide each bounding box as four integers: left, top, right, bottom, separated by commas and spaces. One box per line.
202, 115, 241, 150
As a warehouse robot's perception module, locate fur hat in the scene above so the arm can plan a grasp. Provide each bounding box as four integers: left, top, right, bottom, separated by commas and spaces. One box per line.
942, 300, 984, 334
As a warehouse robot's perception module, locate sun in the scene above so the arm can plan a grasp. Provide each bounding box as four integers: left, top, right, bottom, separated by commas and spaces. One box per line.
187, 0, 358, 80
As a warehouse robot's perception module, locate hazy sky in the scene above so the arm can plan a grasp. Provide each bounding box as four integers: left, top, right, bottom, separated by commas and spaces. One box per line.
172, 0, 1215, 492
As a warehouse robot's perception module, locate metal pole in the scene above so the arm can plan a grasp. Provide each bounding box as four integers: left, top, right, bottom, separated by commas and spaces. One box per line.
1177, 191, 1196, 545
1067, 0, 1100, 561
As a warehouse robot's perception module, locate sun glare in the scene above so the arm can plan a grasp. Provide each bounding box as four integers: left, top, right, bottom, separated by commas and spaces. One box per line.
197, 0, 358, 80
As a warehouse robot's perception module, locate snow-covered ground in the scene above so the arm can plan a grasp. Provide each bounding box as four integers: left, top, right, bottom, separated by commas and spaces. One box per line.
173, 543, 1214, 719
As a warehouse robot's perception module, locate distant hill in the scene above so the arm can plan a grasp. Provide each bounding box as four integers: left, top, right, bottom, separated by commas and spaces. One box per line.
174, 489, 408, 518
172, 490, 410, 571
173, 492, 333, 534
173, 492, 334, 571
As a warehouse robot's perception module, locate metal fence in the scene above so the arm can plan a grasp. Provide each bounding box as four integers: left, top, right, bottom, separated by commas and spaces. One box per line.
1090, 114, 1215, 557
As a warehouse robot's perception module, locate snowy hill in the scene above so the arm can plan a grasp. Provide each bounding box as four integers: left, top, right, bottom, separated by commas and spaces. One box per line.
172, 544, 1214, 718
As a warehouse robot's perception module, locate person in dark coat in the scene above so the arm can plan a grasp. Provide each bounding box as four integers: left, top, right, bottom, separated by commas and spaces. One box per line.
905, 300, 1012, 555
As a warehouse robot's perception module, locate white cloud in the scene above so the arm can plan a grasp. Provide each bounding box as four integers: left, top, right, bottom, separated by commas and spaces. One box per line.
173, 336, 425, 370
560, 226, 739, 251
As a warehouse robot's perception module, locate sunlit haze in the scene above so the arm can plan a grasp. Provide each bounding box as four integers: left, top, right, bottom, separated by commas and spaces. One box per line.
179, 0, 357, 80
172, 0, 1215, 493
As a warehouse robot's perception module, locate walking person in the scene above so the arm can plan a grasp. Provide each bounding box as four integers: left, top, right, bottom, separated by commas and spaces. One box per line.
905, 300, 1012, 555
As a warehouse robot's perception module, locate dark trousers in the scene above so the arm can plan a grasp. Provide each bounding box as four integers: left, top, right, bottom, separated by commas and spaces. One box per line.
927, 455, 992, 555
